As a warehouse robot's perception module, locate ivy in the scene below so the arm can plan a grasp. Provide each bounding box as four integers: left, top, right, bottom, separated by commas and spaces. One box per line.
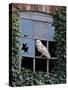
53, 7, 66, 81
9, 7, 22, 86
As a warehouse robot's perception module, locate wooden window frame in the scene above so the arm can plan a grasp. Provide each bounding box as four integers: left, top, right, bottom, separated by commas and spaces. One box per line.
19, 11, 57, 73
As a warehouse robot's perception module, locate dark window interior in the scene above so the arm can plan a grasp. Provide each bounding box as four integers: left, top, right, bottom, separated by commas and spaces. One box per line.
21, 57, 33, 70
49, 41, 56, 57
35, 58, 47, 72
21, 57, 47, 72
21, 57, 55, 72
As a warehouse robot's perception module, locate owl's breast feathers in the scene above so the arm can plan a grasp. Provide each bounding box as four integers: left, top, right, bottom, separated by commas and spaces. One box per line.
36, 41, 50, 59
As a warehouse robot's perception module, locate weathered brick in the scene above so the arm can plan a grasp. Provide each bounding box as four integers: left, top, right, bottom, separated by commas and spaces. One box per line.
12, 3, 58, 15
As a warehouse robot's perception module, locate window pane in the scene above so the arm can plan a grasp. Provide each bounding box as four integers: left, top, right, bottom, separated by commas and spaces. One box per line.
20, 19, 34, 38
47, 23, 55, 41
21, 57, 33, 71
34, 21, 47, 40
49, 41, 57, 57
20, 38, 35, 57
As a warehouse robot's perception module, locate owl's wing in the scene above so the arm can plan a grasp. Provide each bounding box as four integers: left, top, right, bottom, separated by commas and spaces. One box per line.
36, 42, 50, 59
36, 43, 43, 52
40, 44, 50, 58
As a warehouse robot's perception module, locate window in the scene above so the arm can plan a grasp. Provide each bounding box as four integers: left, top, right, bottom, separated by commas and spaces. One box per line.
19, 12, 56, 73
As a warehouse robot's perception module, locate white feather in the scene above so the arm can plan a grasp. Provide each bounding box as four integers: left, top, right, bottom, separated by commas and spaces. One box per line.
36, 40, 51, 59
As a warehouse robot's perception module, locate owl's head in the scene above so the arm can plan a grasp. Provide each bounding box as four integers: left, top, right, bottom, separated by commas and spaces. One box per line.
35, 40, 42, 45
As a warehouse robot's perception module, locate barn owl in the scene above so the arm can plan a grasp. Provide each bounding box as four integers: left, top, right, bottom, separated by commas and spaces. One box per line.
36, 40, 51, 59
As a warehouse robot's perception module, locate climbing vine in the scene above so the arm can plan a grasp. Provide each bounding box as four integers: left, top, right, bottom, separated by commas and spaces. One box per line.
53, 6, 66, 82
9, 6, 22, 86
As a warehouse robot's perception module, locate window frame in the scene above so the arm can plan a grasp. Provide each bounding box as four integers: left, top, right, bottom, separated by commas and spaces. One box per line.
19, 11, 57, 73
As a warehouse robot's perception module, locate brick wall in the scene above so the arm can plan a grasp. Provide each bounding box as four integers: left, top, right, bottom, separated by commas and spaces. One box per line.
12, 3, 58, 15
